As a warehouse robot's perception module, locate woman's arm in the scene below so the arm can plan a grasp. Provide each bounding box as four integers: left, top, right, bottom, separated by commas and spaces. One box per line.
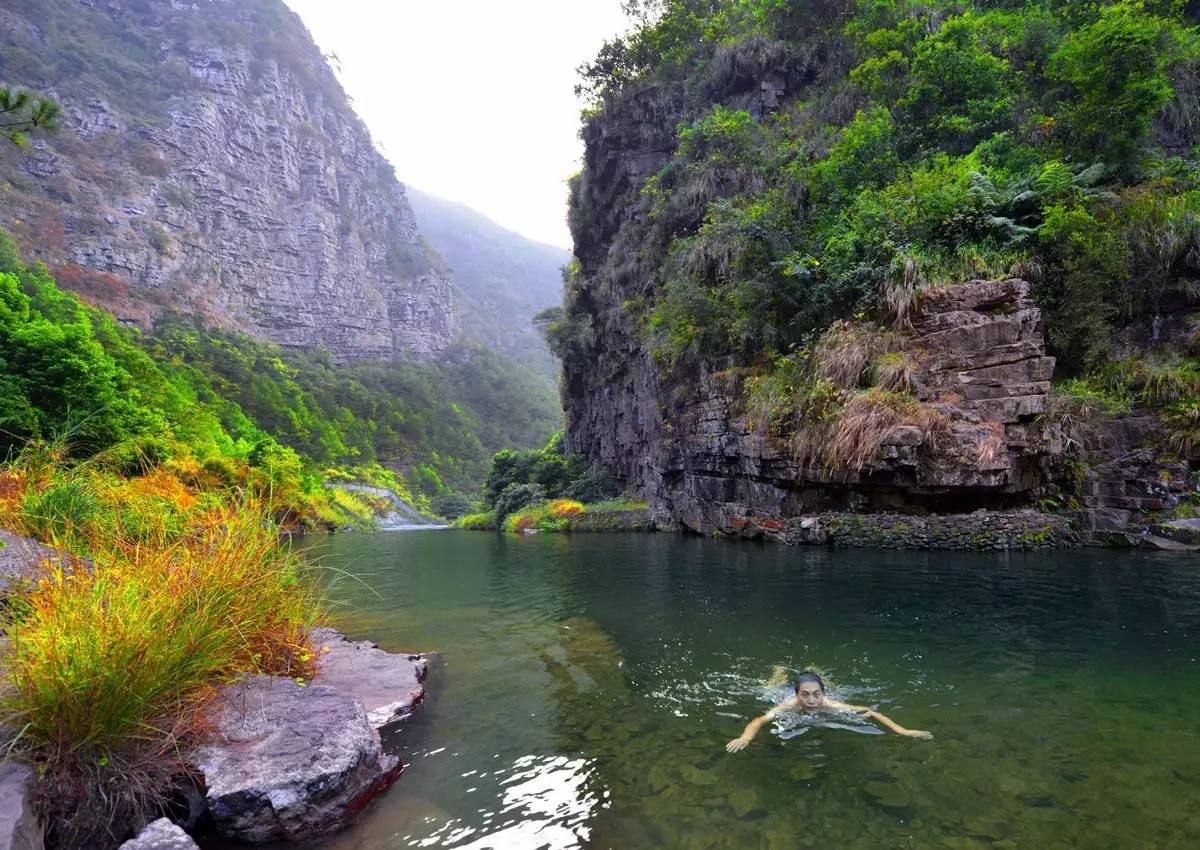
827, 699, 932, 739
726, 698, 796, 752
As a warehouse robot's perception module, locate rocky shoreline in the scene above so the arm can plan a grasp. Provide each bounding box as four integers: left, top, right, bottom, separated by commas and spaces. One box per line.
0, 529, 429, 850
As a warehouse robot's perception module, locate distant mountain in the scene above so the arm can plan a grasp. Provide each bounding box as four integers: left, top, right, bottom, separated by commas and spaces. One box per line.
408, 188, 569, 379
0, 0, 454, 362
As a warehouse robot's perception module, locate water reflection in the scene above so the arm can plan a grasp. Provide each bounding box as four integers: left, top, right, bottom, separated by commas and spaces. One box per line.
410, 755, 601, 850
305, 532, 1200, 850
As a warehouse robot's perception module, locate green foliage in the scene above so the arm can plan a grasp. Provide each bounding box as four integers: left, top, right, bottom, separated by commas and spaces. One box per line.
1048, 0, 1199, 164
571, 0, 1200, 379
1053, 377, 1134, 418
0, 231, 556, 528
1036, 204, 1131, 374
899, 12, 1016, 152
431, 491, 477, 520
0, 87, 59, 146
481, 431, 618, 512
494, 483, 546, 523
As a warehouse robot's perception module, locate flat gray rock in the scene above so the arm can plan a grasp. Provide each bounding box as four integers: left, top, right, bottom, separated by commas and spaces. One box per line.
1152, 518, 1200, 546
0, 760, 42, 850
1143, 534, 1200, 552
311, 628, 428, 728
117, 819, 196, 850
194, 676, 399, 844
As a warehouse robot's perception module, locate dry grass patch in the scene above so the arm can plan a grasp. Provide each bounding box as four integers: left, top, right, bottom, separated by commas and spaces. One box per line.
0, 453, 320, 848
825, 389, 949, 474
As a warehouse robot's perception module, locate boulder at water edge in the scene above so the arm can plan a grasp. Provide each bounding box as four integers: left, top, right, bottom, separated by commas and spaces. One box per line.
193, 676, 401, 843
117, 819, 197, 850
311, 628, 428, 728
0, 761, 41, 850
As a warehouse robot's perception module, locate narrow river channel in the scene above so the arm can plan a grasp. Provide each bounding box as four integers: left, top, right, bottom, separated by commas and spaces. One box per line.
298, 531, 1200, 849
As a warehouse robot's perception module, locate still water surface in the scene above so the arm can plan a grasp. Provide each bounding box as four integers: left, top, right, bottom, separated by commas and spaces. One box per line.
304, 531, 1200, 850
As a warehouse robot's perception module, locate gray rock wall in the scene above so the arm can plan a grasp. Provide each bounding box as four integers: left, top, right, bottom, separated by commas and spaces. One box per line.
0, 0, 455, 362
565, 274, 1063, 536
732, 510, 1070, 550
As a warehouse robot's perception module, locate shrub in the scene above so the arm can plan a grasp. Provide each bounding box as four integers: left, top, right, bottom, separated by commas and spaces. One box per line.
1048, 0, 1199, 164
457, 510, 497, 530
2, 467, 318, 847
824, 388, 949, 473
1036, 204, 1130, 374
432, 492, 477, 520
549, 498, 586, 519
493, 482, 546, 522
1164, 398, 1200, 459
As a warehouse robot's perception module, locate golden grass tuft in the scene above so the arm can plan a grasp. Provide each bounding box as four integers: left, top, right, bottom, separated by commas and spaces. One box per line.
825, 389, 949, 473
0, 454, 319, 847
549, 499, 586, 519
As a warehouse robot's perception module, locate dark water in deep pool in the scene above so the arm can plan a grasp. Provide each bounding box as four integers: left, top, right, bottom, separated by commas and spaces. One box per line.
300, 530, 1200, 850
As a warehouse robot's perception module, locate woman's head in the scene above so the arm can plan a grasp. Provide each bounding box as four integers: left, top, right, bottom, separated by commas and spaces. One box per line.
794, 672, 826, 710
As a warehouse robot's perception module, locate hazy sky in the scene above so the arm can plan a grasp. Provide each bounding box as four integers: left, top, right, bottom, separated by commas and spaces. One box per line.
283, 0, 631, 249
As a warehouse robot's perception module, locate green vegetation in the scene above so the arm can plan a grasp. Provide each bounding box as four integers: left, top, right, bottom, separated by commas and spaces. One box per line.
146, 316, 560, 503
457, 496, 653, 534
482, 432, 619, 521
0, 230, 558, 526
457, 435, 650, 533
0, 87, 58, 146
570, 0, 1200, 379
0, 440, 319, 847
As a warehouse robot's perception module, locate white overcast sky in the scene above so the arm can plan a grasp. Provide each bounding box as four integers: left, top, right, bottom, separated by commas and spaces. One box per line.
283, 0, 631, 249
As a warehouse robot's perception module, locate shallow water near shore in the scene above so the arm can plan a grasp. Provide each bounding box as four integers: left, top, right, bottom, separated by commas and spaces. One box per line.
298, 531, 1200, 850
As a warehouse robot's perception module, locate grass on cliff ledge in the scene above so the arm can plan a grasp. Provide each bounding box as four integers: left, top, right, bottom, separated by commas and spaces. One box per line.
0, 442, 320, 847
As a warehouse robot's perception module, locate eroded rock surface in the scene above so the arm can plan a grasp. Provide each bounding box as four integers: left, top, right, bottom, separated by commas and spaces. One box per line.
0, 761, 42, 850
311, 628, 428, 729
194, 676, 399, 844
0, 0, 455, 362
117, 819, 196, 850
567, 276, 1060, 537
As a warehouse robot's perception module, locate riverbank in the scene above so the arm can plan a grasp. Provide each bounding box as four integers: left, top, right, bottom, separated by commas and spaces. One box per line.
0, 446, 429, 847
458, 498, 654, 534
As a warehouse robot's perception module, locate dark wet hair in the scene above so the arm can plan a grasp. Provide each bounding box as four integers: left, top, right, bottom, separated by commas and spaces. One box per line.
794, 672, 826, 694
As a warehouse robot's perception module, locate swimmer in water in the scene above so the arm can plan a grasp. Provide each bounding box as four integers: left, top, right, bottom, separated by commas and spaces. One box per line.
725, 671, 932, 752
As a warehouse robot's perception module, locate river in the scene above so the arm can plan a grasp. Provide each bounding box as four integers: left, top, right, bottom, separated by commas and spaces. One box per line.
303, 530, 1200, 849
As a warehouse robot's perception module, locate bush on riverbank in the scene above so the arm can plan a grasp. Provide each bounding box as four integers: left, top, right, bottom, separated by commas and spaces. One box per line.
0, 444, 320, 847
457, 497, 652, 534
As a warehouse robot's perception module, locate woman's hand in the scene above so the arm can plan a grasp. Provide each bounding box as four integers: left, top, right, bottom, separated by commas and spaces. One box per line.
903, 729, 933, 740
725, 735, 752, 753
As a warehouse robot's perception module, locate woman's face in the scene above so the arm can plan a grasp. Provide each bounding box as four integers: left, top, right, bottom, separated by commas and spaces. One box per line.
796, 681, 825, 711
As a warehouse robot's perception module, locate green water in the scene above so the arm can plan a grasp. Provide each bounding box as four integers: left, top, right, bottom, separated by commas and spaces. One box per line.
307, 531, 1200, 850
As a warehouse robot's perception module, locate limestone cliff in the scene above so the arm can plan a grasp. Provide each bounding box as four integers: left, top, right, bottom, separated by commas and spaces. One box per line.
0, 0, 454, 361
562, 25, 1198, 540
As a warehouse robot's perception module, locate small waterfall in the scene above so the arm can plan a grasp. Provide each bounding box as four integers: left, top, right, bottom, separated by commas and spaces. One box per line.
329, 483, 447, 531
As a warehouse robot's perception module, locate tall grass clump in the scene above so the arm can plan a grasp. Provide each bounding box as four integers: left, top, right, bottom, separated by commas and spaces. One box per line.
0, 450, 320, 848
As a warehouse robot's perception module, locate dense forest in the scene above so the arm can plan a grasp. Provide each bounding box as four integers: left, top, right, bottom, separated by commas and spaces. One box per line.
0, 228, 559, 522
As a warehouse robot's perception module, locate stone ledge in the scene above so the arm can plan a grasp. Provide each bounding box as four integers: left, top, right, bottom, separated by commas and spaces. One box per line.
731, 510, 1071, 550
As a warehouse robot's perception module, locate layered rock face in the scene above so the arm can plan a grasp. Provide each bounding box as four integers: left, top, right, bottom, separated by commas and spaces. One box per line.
0, 0, 454, 361
567, 275, 1060, 534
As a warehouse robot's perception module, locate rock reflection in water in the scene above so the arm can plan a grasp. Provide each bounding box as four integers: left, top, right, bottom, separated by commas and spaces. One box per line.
297, 532, 1200, 850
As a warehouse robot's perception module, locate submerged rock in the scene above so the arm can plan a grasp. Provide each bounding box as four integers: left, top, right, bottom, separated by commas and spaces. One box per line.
0, 761, 42, 850
117, 819, 197, 850
311, 628, 428, 728
194, 676, 401, 844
